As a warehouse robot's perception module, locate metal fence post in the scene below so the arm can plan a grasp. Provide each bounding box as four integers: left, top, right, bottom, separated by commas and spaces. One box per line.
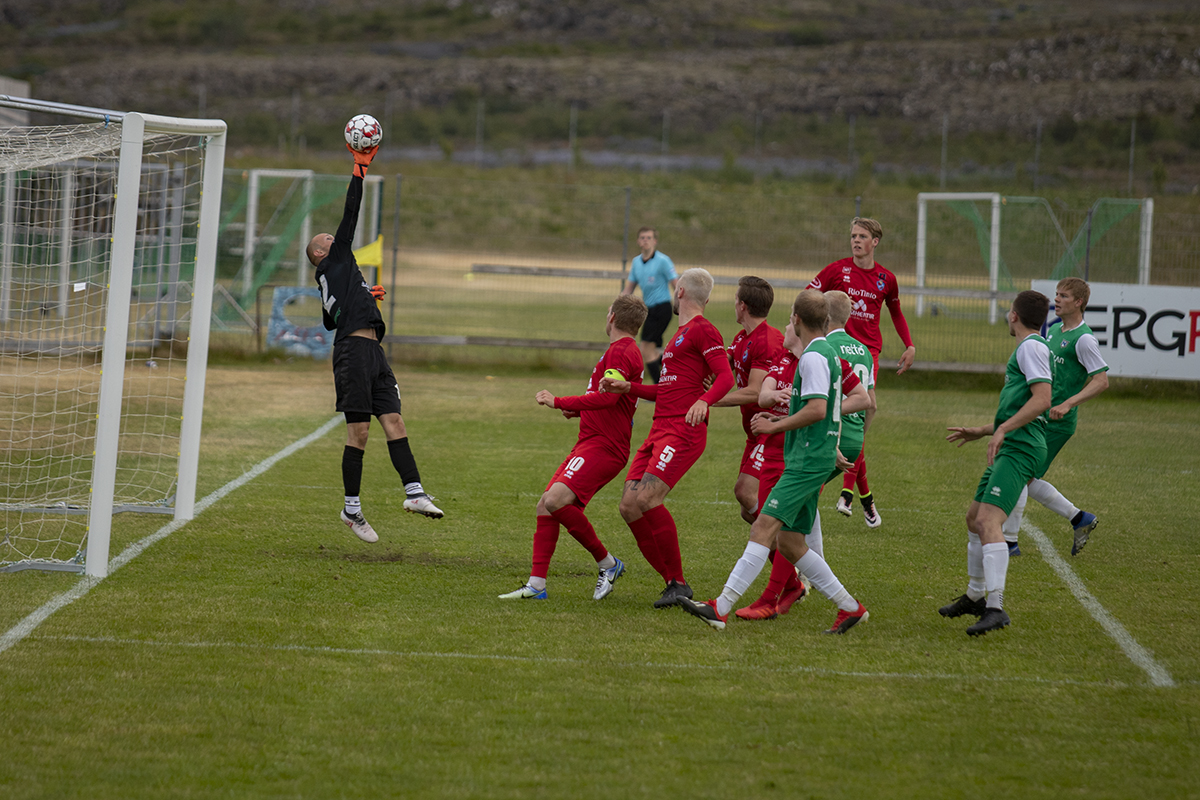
1084, 206, 1094, 281
388, 174, 402, 359
940, 113, 949, 190
1138, 198, 1154, 285
620, 186, 631, 291
988, 194, 1001, 324
1033, 117, 1043, 191
915, 194, 927, 317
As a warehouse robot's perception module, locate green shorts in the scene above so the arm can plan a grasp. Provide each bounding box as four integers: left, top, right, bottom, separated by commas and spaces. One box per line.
1035, 425, 1073, 480
762, 466, 829, 534
974, 439, 1047, 515
825, 437, 862, 485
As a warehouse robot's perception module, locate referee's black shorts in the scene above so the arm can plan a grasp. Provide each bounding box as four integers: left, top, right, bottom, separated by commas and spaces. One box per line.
641, 301, 673, 347
332, 335, 403, 417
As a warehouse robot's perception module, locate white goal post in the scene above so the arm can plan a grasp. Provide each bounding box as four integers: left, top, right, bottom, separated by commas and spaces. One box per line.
0, 96, 227, 578
915, 192, 1154, 325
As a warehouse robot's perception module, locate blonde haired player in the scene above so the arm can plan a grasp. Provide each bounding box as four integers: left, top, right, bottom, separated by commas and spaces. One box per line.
1001, 277, 1108, 556
602, 268, 734, 609
807, 217, 915, 528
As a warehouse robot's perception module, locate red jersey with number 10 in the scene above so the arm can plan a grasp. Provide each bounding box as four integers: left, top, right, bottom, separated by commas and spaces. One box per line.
554, 336, 645, 459
807, 257, 913, 356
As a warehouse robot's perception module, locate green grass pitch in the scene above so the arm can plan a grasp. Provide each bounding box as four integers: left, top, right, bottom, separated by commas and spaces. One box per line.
1, 360, 1197, 799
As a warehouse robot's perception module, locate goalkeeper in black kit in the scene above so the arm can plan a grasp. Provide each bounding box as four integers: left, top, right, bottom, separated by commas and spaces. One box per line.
306, 142, 443, 543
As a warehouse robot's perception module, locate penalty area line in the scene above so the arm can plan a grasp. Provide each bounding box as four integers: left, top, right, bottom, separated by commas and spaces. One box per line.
38, 634, 1142, 689
0, 415, 344, 657
1023, 520, 1175, 688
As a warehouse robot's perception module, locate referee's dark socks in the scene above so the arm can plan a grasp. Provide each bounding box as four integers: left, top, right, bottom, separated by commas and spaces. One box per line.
387, 437, 422, 492
342, 445, 365, 497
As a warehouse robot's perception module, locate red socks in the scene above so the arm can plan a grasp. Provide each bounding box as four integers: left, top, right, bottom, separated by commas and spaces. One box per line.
550, 505, 608, 563
627, 514, 667, 579
641, 504, 684, 584
531, 515, 560, 579
761, 548, 801, 602
841, 449, 870, 495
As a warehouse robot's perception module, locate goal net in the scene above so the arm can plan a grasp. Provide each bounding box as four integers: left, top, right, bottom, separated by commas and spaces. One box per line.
0, 97, 226, 577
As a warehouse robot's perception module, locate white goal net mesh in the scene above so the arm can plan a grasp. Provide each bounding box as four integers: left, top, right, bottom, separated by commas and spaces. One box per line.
1, 121, 209, 569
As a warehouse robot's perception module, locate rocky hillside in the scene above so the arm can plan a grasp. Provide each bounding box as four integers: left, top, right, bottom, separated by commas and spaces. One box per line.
3, 1, 1199, 171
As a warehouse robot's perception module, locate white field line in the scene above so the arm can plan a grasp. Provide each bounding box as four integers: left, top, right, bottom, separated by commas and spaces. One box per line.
1021, 520, 1175, 688
0, 415, 343, 657
32, 634, 1150, 690
1, 428, 1180, 691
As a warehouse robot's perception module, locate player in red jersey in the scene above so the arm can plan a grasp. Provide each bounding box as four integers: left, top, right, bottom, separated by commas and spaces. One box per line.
734, 320, 871, 620
807, 216, 915, 528
600, 268, 735, 609
710, 276, 785, 523
499, 296, 649, 602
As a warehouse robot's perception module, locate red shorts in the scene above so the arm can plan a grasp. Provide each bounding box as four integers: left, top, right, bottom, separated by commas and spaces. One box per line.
626, 417, 708, 489
757, 453, 785, 510
547, 442, 628, 507
739, 435, 768, 478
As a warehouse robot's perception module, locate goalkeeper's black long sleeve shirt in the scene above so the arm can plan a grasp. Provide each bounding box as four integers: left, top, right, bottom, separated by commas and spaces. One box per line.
315, 173, 385, 343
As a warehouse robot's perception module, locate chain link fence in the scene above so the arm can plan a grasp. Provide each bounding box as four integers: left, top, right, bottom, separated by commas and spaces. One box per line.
214, 174, 1199, 370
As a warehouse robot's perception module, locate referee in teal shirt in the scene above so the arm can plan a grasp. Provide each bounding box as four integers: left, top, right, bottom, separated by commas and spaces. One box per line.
621, 227, 678, 383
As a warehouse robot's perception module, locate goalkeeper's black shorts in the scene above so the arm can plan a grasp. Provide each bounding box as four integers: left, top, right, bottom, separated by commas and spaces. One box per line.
332, 335, 403, 418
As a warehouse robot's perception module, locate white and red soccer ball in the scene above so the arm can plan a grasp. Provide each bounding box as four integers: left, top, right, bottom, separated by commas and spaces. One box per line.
345, 114, 383, 151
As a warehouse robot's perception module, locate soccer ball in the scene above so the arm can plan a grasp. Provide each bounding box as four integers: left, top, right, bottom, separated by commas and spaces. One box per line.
344, 114, 383, 152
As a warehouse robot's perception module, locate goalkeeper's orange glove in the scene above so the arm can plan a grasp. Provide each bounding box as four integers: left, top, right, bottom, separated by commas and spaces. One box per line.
348, 143, 378, 178
369, 285, 386, 300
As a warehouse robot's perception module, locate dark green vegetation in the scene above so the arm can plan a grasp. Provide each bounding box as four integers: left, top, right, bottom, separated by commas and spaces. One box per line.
1, 362, 1197, 797
3, 1, 1200, 194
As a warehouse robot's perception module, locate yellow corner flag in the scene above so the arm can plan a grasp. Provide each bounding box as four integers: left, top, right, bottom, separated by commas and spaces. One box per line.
353, 234, 384, 268
353, 235, 385, 306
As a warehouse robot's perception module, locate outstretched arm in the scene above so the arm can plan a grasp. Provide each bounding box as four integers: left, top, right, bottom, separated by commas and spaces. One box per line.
333, 145, 378, 249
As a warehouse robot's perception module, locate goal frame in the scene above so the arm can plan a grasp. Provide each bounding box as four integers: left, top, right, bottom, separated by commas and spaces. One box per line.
915, 192, 1155, 324
0, 95, 227, 578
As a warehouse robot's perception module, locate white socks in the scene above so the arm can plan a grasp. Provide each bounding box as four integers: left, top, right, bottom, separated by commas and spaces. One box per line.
344, 496, 361, 516
404, 481, 425, 497
967, 532, 986, 600
1028, 478, 1079, 521
794, 549, 857, 612
981, 541, 1009, 610
528, 576, 547, 591
1002, 487, 1028, 541
806, 511, 824, 560
717, 541, 770, 616
597, 554, 616, 570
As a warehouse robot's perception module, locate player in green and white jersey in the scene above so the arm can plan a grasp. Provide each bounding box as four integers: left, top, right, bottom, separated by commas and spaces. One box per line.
824, 291, 876, 491
677, 290, 871, 634
1002, 278, 1109, 557
941, 291, 1053, 636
